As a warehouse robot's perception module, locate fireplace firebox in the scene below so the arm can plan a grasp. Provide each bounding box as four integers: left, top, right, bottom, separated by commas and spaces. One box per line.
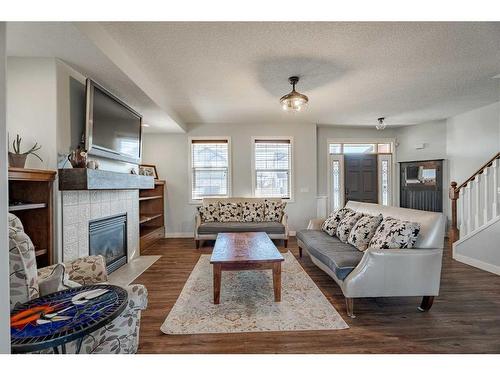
89, 214, 127, 274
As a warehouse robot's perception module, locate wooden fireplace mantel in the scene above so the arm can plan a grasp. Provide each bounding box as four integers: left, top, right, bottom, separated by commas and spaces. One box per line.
58, 168, 154, 190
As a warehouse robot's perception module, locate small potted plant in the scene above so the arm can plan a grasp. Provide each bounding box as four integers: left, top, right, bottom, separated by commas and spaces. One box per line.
8, 134, 43, 168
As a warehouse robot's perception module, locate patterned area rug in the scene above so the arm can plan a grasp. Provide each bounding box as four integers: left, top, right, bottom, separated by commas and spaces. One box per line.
161, 252, 348, 334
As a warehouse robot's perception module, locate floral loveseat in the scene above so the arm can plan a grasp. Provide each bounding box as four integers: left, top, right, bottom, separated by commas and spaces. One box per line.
9, 213, 148, 354
194, 197, 289, 248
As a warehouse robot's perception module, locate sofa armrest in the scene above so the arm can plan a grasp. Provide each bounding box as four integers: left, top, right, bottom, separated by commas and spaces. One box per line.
64, 255, 108, 285
342, 247, 443, 298
125, 284, 148, 311
281, 214, 289, 236
307, 218, 326, 230
194, 213, 202, 238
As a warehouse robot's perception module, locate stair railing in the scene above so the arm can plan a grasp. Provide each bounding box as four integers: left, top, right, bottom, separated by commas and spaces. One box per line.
449, 152, 500, 243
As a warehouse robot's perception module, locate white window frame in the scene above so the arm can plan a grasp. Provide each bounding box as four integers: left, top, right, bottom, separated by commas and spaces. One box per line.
188, 136, 232, 204
251, 136, 294, 202
327, 137, 396, 211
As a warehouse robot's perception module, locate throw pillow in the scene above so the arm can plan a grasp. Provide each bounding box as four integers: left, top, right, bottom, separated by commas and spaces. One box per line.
219, 202, 243, 222
241, 201, 265, 222
321, 207, 352, 236
38, 264, 67, 296
264, 200, 287, 222
368, 217, 421, 249
348, 214, 383, 251
336, 210, 364, 243
197, 203, 220, 222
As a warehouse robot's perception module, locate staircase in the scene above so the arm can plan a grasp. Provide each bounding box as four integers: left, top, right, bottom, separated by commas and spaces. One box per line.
449, 152, 500, 275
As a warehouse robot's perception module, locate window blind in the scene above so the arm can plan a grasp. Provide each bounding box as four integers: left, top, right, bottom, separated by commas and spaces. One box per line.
191, 140, 229, 199
254, 139, 291, 199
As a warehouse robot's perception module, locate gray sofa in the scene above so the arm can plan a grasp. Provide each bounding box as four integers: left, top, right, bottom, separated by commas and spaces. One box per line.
296, 201, 445, 318
194, 197, 289, 248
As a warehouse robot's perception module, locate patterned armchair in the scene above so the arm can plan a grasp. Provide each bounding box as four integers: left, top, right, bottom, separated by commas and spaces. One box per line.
9, 213, 148, 354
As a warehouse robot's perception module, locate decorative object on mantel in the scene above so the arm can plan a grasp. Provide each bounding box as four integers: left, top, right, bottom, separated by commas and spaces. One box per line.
8, 134, 43, 168
68, 144, 87, 168
86, 160, 99, 170
8, 167, 56, 267
280, 76, 309, 112
375, 117, 387, 130
139, 164, 158, 179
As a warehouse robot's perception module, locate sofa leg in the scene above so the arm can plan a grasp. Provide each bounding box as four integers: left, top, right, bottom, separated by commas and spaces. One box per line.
298, 246, 302, 258
284, 239, 288, 248
345, 298, 356, 318
417, 296, 435, 312
195, 240, 200, 249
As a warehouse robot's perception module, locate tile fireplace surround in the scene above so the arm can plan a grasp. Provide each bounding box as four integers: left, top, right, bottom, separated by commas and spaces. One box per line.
62, 190, 140, 264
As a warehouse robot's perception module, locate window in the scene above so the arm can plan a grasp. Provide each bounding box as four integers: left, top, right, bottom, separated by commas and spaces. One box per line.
253, 138, 292, 199
190, 139, 230, 200
329, 142, 392, 154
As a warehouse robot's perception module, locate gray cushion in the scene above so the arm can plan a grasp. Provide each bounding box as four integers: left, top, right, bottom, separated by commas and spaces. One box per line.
198, 221, 286, 235
296, 229, 363, 280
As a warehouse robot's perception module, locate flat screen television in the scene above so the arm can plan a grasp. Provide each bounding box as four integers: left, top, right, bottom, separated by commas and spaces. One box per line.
85, 79, 142, 164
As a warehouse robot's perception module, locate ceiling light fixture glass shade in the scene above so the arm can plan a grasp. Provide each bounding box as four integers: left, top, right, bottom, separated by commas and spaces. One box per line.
280, 76, 308, 112
376, 117, 386, 130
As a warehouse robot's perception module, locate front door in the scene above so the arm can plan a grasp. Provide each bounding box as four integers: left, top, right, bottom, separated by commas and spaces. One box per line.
344, 154, 378, 204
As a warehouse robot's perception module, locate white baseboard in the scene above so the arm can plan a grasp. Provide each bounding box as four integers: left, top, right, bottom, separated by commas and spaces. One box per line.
289, 230, 296, 236
165, 232, 193, 238
453, 253, 500, 276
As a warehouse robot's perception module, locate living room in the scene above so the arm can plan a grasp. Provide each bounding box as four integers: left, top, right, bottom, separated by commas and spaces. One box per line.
1, 1, 500, 372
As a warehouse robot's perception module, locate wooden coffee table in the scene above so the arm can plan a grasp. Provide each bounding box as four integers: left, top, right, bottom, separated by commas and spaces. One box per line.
210, 232, 284, 304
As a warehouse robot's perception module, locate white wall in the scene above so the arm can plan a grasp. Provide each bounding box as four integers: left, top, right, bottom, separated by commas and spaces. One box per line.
142, 122, 317, 235
7, 57, 58, 169
446, 101, 500, 185
396, 120, 447, 162
0, 22, 11, 354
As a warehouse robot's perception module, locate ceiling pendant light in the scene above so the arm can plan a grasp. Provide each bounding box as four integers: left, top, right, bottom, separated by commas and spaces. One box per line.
376, 117, 387, 130
280, 76, 309, 112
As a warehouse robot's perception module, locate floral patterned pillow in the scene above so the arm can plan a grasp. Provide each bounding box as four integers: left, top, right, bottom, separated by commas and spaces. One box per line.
197, 203, 220, 222
368, 217, 421, 249
321, 208, 352, 236
348, 214, 383, 251
264, 200, 287, 222
336, 210, 364, 243
241, 202, 265, 222
219, 202, 243, 222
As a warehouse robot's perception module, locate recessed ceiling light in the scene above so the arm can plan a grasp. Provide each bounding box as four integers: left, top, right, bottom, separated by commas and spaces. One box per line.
142, 123, 150, 127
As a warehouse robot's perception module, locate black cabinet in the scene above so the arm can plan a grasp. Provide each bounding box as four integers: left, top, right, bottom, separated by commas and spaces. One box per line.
399, 159, 444, 212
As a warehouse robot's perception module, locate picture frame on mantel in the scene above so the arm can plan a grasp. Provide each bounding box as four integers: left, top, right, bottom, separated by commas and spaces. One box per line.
139, 164, 159, 179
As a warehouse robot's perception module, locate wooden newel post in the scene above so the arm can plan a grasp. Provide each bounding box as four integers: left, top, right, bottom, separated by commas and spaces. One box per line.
449, 181, 459, 243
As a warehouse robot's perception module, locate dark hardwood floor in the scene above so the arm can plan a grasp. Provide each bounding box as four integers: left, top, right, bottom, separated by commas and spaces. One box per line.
135, 237, 500, 353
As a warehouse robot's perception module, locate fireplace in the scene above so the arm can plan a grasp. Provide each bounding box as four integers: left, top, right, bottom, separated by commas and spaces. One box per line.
89, 214, 127, 274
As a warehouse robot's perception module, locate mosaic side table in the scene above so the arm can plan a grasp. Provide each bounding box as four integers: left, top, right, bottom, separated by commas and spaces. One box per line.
11, 284, 128, 354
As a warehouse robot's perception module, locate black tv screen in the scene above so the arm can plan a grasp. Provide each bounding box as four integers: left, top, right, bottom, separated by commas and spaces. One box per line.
86, 79, 142, 164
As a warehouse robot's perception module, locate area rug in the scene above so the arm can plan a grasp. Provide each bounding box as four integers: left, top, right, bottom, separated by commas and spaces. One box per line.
161, 252, 348, 334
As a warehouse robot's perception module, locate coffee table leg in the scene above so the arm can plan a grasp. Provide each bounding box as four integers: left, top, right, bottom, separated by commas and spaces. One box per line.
213, 264, 221, 304
273, 262, 282, 302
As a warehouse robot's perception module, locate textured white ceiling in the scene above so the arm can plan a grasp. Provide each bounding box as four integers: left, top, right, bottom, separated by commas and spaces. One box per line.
100, 22, 500, 128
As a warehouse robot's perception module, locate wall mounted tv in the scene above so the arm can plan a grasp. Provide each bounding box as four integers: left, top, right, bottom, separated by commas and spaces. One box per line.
85, 79, 142, 164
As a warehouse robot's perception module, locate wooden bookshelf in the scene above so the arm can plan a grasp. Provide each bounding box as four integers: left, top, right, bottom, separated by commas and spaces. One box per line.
139, 180, 165, 251
8, 168, 56, 267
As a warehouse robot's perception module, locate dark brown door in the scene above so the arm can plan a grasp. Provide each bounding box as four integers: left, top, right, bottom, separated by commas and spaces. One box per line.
344, 154, 378, 204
